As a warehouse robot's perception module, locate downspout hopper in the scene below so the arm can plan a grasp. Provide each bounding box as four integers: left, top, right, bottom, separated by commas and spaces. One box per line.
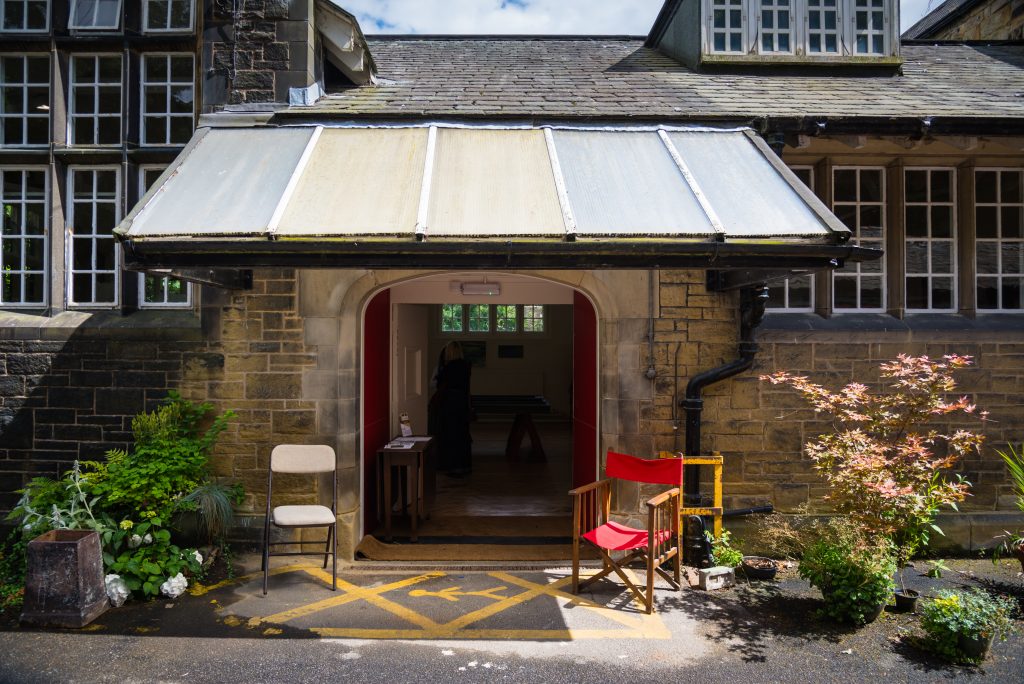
680, 285, 769, 503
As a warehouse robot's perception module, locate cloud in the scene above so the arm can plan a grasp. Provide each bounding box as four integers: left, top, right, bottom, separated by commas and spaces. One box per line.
336, 0, 665, 35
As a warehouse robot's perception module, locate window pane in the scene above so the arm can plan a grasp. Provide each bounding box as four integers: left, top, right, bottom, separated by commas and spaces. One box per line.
468, 304, 489, 332
441, 304, 462, 332
523, 305, 545, 332
496, 304, 517, 332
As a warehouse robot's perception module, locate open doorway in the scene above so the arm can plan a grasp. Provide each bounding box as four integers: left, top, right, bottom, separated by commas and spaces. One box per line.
359, 274, 597, 559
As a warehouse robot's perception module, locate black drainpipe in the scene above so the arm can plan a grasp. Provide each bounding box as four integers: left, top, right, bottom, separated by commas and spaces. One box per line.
680, 285, 769, 504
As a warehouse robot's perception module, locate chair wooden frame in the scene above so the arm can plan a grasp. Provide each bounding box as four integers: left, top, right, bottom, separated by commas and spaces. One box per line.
570, 450, 683, 614
262, 444, 338, 595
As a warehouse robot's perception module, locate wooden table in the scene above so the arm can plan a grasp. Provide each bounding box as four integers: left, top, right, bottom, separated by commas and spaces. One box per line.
378, 436, 434, 543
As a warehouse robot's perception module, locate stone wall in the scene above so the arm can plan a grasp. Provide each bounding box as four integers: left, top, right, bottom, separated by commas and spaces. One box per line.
928, 0, 1024, 40
205, 0, 316, 108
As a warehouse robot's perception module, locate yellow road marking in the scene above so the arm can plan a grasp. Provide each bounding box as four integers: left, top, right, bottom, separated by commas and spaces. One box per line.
234, 568, 672, 640
258, 570, 442, 627
190, 563, 309, 597
408, 585, 510, 602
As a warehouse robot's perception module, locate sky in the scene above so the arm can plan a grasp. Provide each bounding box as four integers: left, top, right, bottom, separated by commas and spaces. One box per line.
338, 0, 942, 36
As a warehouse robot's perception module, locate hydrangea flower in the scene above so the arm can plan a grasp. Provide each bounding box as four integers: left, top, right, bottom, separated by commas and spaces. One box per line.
119, 520, 133, 530
143, 533, 153, 545
192, 550, 203, 565
104, 574, 130, 607
128, 534, 143, 549
160, 573, 188, 599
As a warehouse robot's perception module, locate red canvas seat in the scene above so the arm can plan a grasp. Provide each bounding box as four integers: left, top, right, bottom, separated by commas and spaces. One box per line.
569, 450, 683, 614
583, 521, 673, 551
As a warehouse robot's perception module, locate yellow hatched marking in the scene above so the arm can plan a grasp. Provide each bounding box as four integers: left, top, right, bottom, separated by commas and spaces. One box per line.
494, 571, 663, 634
245, 569, 671, 640
258, 571, 442, 626
409, 585, 510, 602
190, 563, 308, 597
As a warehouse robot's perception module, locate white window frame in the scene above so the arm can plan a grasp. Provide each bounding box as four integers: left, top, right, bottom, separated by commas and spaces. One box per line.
708, 0, 749, 54
850, 0, 889, 56
142, 0, 195, 33
137, 164, 191, 309
66, 165, 121, 308
832, 166, 886, 312
0, 166, 49, 308
439, 304, 547, 335
975, 168, 1024, 312
68, 0, 122, 30
805, 0, 842, 54
757, 0, 795, 55
140, 53, 194, 147
768, 165, 816, 311
68, 53, 122, 147
0, 53, 49, 148
904, 168, 957, 313
1, 0, 50, 32
702, 0, 895, 57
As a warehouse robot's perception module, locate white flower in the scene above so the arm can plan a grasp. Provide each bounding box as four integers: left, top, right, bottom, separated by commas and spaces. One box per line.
105, 574, 130, 607
192, 550, 203, 565
160, 573, 188, 599
23, 524, 31, 532
128, 534, 143, 549
143, 533, 153, 545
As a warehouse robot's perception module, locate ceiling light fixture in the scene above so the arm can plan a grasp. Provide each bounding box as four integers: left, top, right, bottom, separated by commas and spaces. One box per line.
460, 282, 501, 296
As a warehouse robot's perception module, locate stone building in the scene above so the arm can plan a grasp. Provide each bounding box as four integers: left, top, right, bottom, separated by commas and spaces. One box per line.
903, 0, 1024, 41
2, 0, 1023, 558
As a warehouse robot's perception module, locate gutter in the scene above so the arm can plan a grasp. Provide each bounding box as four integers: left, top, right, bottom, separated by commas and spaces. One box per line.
680, 285, 769, 502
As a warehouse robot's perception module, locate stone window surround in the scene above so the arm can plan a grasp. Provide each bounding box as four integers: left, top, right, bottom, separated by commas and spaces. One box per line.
704, 0, 896, 57
776, 154, 1024, 320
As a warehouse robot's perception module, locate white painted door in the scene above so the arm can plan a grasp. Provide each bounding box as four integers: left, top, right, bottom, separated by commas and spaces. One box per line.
392, 304, 430, 435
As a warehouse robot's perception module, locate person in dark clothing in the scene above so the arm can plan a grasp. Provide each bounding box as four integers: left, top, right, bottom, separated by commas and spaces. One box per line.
432, 340, 473, 477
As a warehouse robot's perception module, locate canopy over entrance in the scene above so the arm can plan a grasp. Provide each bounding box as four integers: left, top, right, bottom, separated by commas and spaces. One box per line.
115, 123, 879, 286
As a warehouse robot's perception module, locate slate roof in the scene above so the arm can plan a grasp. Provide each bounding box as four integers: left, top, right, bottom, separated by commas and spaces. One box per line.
902, 0, 982, 39
281, 37, 1024, 129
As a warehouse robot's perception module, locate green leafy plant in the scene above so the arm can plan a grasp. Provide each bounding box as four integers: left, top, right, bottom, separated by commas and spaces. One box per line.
991, 443, 1024, 571
707, 530, 743, 568
8, 461, 106, 539
799, 535, 896, 625
926, 559, 950, 578
762, 355, 986, 592
176, 482, 245, 547
0, 531, 28, 611
920, 589, 1017, 664
89, 391, 235, 521
100, 514, 202, 598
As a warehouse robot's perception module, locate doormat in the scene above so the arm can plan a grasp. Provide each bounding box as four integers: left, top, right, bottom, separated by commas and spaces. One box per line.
354, 535, 598, 562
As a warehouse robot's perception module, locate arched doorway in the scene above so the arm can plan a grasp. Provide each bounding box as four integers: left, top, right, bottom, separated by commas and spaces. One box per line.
360, 274, 598, 549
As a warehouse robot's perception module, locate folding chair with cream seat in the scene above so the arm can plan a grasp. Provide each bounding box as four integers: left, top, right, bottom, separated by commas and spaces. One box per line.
569, 450, 684, 614
262, 444, 338, 595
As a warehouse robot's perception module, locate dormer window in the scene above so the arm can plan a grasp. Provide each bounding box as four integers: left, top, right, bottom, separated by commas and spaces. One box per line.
702, 0, 896, 61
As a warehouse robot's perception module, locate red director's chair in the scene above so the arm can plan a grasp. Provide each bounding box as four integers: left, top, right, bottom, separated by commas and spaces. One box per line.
569, 450, 684, 614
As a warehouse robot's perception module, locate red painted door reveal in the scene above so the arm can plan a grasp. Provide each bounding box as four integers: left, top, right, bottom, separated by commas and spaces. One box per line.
572, 291, 598, 487
362, 289, 390, 535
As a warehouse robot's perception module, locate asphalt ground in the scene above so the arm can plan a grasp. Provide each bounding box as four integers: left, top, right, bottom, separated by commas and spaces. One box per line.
0, 555, 1022, 683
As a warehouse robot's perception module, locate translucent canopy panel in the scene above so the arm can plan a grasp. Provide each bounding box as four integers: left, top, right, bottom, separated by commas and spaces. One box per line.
667, 131, 834, 238
277, 127, 428, 236
426, 128, 564, 237
552, 130, 714, 236
119, 125, 849, 248
125, 127, 315, 238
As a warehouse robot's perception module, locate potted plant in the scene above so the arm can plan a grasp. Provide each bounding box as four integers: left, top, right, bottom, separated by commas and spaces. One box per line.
763, 355, 985, 616
740, 555, 778, 581
707, 530, 743, 568
991, 443, 1024, 572
798, 530, 896, 625
920, 589, 1017, 663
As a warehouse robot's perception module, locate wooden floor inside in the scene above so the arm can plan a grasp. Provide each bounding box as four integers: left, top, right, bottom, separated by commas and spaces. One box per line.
359, 420, 574, 559
433, 419, 572, 518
